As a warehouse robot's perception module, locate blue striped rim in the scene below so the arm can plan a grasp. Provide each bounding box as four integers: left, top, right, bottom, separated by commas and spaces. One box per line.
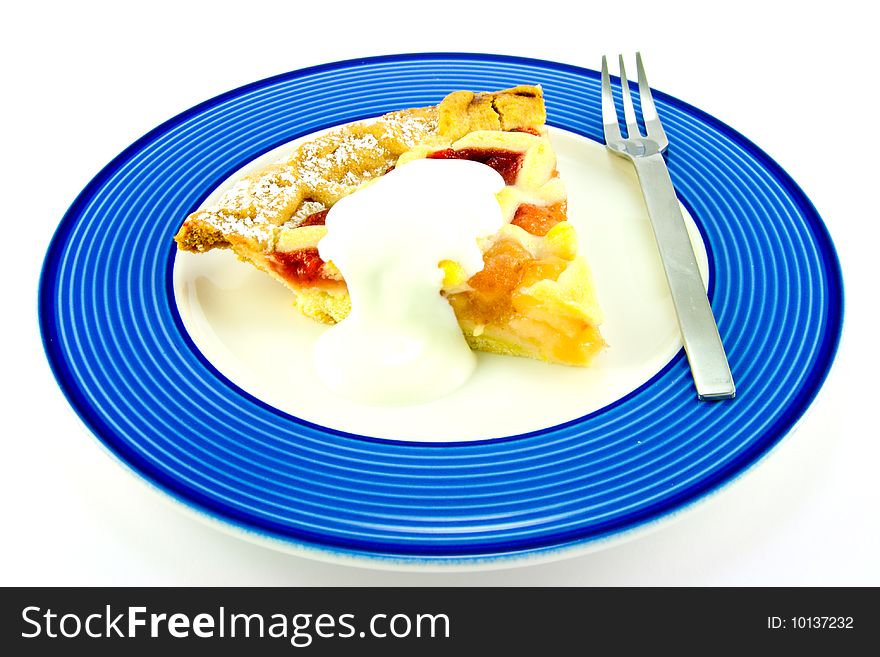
39, 53, 843, 561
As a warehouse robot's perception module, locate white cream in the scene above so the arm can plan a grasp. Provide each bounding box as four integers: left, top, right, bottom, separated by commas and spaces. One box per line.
314, 158, 506, 405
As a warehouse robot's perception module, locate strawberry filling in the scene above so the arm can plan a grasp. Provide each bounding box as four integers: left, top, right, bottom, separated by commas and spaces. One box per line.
299, 209, 328, 227
268, 247, 326, 284
427, 148, 523, 185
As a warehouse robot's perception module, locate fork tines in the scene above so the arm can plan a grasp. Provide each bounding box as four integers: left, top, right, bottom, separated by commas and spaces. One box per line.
601, 53, 667, 150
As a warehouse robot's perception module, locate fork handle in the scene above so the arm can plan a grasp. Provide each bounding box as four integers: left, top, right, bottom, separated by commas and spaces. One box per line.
632, 153, 736, 400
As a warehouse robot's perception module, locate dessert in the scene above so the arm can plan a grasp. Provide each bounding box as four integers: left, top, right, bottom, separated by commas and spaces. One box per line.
175, 86, 604, 366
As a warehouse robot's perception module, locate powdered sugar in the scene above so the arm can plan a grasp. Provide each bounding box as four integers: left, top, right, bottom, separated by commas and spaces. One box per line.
178, 109, 439, 250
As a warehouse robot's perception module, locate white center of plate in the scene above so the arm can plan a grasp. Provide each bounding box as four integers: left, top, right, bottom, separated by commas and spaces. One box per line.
172, 126, 709, 442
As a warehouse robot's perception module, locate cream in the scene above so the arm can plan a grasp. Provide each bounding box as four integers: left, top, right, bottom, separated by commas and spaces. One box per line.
314, 158, 505, 405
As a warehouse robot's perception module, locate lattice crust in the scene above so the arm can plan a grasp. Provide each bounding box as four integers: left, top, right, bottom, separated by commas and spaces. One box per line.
174, 86, 605, 366
174, 86, 546, 255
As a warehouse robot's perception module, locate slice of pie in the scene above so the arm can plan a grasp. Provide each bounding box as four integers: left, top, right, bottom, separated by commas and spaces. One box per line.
175, 86, 604, 365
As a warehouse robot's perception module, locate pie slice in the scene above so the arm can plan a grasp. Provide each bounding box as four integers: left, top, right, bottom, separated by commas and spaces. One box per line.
175, 86, 605, 366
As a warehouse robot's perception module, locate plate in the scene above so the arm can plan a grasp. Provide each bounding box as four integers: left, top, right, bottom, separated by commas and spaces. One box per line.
40, 53, 843, 565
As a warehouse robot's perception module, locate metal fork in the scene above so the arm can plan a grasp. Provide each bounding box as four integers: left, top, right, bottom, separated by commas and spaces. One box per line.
601, 53, 735, 400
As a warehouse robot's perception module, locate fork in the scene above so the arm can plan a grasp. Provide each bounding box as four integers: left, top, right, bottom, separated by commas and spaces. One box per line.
601, 53, 735, 400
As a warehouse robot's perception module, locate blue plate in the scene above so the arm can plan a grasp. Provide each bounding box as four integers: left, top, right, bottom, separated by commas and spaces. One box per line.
40, 53, 843, 564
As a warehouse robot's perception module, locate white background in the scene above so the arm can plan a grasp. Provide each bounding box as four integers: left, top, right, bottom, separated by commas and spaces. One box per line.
3, 0, 877, 585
